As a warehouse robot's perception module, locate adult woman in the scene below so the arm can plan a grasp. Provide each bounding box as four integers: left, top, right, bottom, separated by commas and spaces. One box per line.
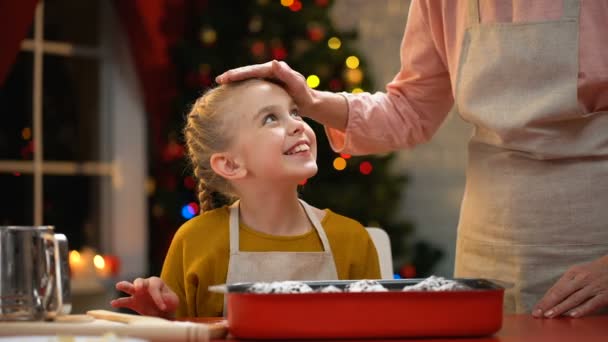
216, 0, 608, 318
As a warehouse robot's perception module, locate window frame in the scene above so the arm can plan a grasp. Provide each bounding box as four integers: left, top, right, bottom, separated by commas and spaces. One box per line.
0, 1, 148, 278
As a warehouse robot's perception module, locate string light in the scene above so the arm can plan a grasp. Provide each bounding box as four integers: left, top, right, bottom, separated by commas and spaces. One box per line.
249, 15, 263, 32
289, 0, 302, 11
306, 75, 320, 88
345, 56, 360, 69
327, 37, 341, 50
359, 161, 373, 175
345, 68, 363, 85
351, 88, 364, 93
333, 157, 347, 171
22, 127, 32, 140
183, 176, 196, 190
146, 178, 156, 195
152, 204, 164, 218
307, 22, 325, 42
251, 41, 266, 57
181, 202, 199, 220
189, 202, 199, 214
200, 28, 217, 45
280, 0, 294, 6
340, 153, 351, 159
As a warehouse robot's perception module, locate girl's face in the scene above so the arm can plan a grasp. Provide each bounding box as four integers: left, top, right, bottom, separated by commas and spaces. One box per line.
228, 81, 318, 184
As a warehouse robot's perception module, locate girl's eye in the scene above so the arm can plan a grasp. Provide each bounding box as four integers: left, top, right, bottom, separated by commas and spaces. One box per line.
290, 110, 301, 119
263, 114, 277, 125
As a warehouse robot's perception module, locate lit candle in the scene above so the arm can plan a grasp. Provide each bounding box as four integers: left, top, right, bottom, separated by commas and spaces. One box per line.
69, 247, 96, 279
94, 254, 111, 278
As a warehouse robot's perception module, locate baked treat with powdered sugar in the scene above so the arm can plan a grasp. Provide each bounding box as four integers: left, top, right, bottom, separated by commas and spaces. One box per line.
402, 275, 470, 291
318, 285, 342, 293
345, 279, 388, 292
247, 281, 314, 294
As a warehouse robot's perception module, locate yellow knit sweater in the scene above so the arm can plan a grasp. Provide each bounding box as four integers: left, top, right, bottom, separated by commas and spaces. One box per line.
160, 206, 381, 317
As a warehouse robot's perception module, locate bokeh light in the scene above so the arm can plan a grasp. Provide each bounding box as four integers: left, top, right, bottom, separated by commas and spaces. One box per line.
22, 127, 32, 140
200, 28, 217, 45
333, 157, 347, 171
327, 37, 341, 50
345, 56, 360, 69
359, 161, 373, 175
306, 75, 320, 88
345, 68, 363, 85
93, 255, 105, 270
181, 203, 198, 220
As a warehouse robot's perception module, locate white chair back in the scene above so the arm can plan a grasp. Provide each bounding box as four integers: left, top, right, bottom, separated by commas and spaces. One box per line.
365, 227, 393, 279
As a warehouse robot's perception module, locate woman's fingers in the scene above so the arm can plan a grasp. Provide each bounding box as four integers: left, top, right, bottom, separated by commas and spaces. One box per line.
543, 286, 591, 318
534, 272, 581, 318
567, 293, 608, 318
534, 257, 608, 318
216, 61, 276, 83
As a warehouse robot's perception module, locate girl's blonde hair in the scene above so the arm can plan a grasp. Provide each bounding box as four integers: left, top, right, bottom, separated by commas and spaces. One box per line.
184, 78, 285, 212
183, 82, 244, 212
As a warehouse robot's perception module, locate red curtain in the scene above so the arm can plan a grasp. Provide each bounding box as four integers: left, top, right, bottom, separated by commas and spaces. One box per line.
0, 0, 38, 86
0, 0, 183, 153
112, 0, 187, 155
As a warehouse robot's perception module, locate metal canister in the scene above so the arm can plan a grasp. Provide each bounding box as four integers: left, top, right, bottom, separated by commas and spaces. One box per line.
0, 226, 64, 320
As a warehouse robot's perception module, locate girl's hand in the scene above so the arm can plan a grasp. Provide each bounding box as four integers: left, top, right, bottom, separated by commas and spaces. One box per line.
533, 256, 608, 318
111, 276, 179, 318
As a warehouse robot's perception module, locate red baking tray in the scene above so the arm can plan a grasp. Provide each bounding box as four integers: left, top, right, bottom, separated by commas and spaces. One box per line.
220, 278, 504, 339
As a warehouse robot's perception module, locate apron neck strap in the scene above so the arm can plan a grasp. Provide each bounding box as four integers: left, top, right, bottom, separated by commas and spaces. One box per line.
228, 199, 333, 253
298, 199, 333, 252
466, 0, 480, 27
467, 0, 579, 27
562, 0, 580, 20
229, 201, 240, 253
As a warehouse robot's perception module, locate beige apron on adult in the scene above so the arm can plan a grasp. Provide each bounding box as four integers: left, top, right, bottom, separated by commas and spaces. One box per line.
455, 0, 608, 314
223, 199, 339, 314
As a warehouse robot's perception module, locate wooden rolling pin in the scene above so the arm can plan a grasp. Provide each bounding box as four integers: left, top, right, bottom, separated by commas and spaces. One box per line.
86, 310, 171, 324
86, 309, 228, 340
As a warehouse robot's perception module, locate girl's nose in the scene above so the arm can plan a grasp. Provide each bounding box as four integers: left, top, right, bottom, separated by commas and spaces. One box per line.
288, 117, 305, 135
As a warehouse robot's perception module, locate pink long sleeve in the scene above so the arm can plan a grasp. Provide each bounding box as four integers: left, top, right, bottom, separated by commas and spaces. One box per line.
325, 0, 454, 154
326, 0, 608, 155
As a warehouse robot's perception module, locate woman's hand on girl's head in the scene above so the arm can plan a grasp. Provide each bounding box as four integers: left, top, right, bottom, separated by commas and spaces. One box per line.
216, 60, 316, 114
110, 276, 179, 319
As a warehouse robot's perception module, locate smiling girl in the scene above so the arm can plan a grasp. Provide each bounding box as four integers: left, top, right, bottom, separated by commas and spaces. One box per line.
111, 79, 380, 317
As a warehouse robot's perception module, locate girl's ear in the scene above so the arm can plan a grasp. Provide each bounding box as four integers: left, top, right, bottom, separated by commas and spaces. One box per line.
210, 152, 247, 180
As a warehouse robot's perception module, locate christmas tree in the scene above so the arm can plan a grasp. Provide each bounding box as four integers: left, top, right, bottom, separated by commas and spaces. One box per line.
149, 0, 442, 277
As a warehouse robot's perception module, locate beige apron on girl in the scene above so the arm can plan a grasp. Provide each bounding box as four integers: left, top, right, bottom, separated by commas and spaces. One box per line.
455, 0, 608, 314
223, 199, 339, 314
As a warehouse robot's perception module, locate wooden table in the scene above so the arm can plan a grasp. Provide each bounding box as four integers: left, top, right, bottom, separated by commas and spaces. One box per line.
214, 314, 608, 341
